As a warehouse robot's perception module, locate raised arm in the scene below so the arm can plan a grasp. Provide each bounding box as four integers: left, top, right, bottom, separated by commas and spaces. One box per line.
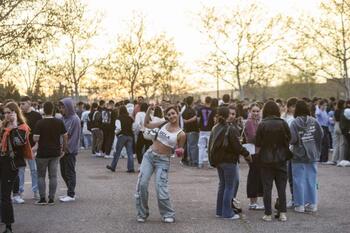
144, 106, 166, 129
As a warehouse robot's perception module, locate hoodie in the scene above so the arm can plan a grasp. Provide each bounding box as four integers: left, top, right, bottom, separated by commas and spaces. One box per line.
60, 98, 81, 154
290, 116, 323, 163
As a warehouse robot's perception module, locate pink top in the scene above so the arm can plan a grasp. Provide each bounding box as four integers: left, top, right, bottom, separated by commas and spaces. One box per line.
244, 117, 259, 144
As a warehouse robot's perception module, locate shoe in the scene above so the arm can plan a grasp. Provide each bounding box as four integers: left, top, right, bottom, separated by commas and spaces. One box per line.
137, 217, 146, 223
33, 191, 40, 200
163, 217, 175, 223
305, 204, 317, 212
12, 195, 25, 204
279, 212, 287, 221
262, 215, 272, 221
95, 152, 102, 157
226, 214, 240, 220
287, 200, 294, 208
233, 198, 240, 204
35, 198, 47, 205
294, 206, 305, 213
60, 196, 75, 202
106, 165, 115, 172
104, 155, 113, 159
48, 199, 55, 205
323, 161, 336, 165
127, 169, 135, 173
249, 203, 264, 210
80, 146, 85, 150
215, 215, 222, 218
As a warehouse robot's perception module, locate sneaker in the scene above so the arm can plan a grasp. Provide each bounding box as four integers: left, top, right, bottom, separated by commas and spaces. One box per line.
249, 203, 264, 210
233, 198, 240, 204
95, 152, 102, 157
323, 161, 336, 165
262, 215, 272, 221
35, 198, 47, 205
48, 199, 55, 205
279, 212, 287, 221
226, 214, 240, 220
104, 155, 113, 159
287, 200, 294, 208
59, 196, 75, 202
137, 217, 146, 223
163, 217, 175, 223
305, 204, 317, 212
294, 206, 305, 213
80, 146, 85, 150
12, 195, 25, 204
3, 227, 13, 233
106, 165, 116, 172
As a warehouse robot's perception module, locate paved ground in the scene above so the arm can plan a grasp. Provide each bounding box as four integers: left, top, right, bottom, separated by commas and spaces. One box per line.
6, 150, 350, 233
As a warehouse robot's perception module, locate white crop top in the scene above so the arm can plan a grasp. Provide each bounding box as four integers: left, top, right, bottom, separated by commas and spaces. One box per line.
157, 123, 183, 149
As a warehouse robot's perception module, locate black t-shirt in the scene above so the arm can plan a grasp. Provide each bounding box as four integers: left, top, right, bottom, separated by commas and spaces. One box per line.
117, 115, 134, 137
34, 118, 67, 158
182, 106, 199, 133
197, 106, 215, 131
335, 109, 343, 122
24, 111, 42, 147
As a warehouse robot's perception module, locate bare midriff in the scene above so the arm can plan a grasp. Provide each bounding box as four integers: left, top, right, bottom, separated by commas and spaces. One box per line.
151, 140, 173, 156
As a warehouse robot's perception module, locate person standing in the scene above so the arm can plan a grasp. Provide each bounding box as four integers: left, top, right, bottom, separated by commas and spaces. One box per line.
81, 104, 92, 149
197, 96, 215, 168
58, 98, 81, 202
135, 103, 151, 164
315, 100, 330, 162
290, 100, 323, 213
89, 102, 103, 157
135, 105, 186, 223
33, 102, 68, 205
182, 96, 199, 167
255, 101, 291, 222
1, 102, 32, 233
101, 101, 115, 158
245, 103, 264, 210
209, 107, 252, 220
106, 106, 135, 172
329, 100, 346, 164
19, 96, 41, 200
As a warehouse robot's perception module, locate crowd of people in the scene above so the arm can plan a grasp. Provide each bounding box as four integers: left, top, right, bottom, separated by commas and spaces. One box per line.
0, 94, 349, 232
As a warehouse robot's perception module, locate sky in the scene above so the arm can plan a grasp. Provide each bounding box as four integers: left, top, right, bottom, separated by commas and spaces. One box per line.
85, 0, 321, 91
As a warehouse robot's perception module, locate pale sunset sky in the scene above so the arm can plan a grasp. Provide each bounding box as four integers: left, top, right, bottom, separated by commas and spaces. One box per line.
85, 0, 321, 91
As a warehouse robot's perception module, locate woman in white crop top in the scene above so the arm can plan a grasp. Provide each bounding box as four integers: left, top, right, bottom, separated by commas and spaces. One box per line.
135, 105, 186, 224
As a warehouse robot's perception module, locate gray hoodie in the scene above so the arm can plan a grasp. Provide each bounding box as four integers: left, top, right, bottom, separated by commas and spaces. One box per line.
290, 116, 323, 163
60, 98, 81, 154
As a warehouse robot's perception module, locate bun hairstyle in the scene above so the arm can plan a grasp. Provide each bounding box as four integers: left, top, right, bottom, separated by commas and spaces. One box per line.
216, 106, 229, 124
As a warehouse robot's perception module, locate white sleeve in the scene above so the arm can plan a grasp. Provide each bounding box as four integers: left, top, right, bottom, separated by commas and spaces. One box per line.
115, 120, 121, 134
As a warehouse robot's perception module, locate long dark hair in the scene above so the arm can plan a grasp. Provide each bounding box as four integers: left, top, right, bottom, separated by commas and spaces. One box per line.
294, 100, 310, 117
118, 106, 129, 117
262, 101, 280, 119
216, 107, 229, 124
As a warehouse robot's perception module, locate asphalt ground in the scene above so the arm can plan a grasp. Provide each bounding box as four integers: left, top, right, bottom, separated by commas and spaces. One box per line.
7, 150, 350, 233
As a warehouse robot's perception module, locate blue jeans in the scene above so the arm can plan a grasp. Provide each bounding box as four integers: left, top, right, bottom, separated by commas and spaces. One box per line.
292, 162, 318, 207
216, 163, 238, 218
135, 150, 175, 219
18, 159, 38, 194
83, 134, 92, 148
111, 135, 134, 171
186, 132, 199, 165
233, 164, 239, 198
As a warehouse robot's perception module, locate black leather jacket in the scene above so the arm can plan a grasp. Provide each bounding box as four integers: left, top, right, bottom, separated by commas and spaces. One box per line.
208, 122, 249, 167
255, 116, 291, 164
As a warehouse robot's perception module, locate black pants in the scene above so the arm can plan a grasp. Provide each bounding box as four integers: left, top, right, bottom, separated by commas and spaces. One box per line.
102, 127, 114, 155
135, 132, 152, 164
247, 160, 263, 198
287, 160, 293, 200
0, 156, 17, 224
60, 153, 77, 197
260, 162, 287, 215
320, 126, 330, 162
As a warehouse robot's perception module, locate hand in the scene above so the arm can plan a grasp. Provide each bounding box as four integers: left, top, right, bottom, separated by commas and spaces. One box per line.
244, 154, 253, 163
175, 148, 184, 157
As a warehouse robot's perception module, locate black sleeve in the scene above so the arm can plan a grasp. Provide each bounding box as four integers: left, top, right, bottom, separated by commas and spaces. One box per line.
33, 121, 41, 135
255, 123, 263, 147
282, 121, 291, 143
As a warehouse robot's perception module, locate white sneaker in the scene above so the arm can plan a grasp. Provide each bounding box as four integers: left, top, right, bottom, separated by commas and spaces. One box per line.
104, 155, 113, 159
305, 204, 317, 212
13, 195, 25, 204
95, 152, 102, 157
279, 212, 287, 221
33, 191, 40, 200
163, 217, 175, 223
294, 206, 305, 213
59, 196, 75, 202
137, 217, 146, 223
262, 215, 272, 221
80, 147, 85, 150
228, 214, 240, 220
323, 161, 336, 165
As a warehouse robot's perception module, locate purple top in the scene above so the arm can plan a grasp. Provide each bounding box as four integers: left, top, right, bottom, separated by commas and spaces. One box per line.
244, 117, 259, 144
